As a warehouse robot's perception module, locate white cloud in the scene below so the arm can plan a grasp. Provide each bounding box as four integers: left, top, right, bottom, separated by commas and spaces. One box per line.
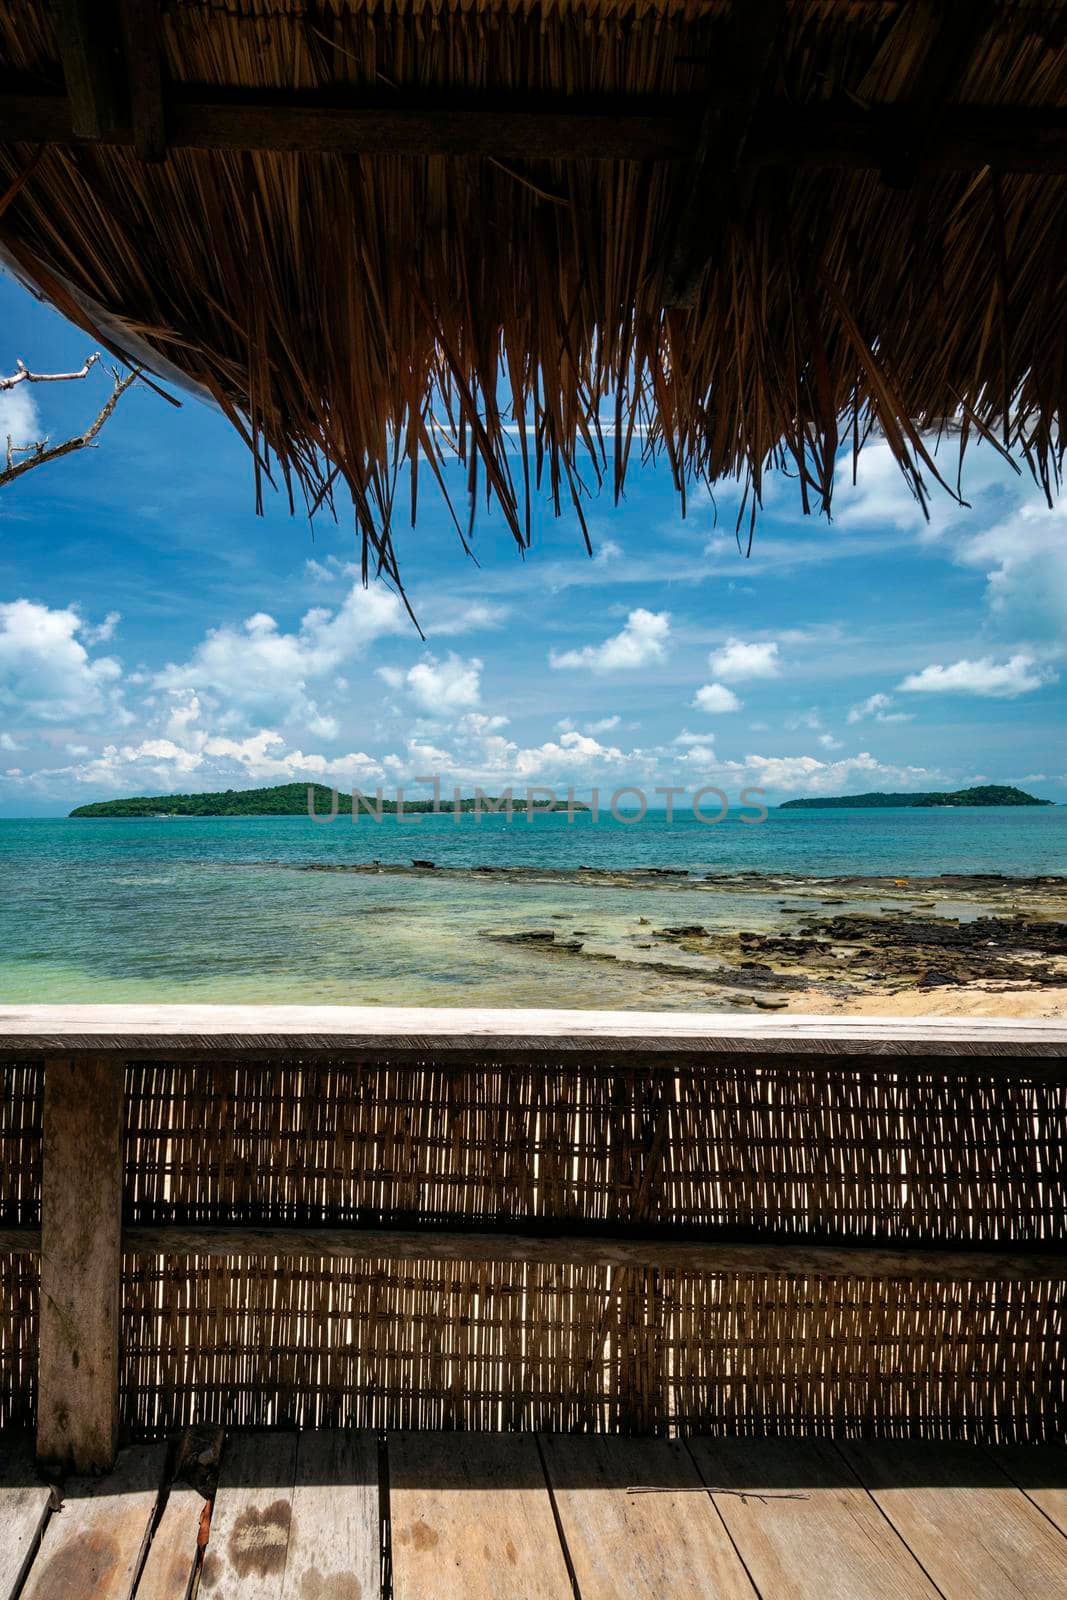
39, 726, 388, 796
674, 729, 716, 747
455, 711, 509, 737
693, 682, 741, 714
833, 437, 1015, 538
817, 732, 843, 750
0, 384, 39, 450
834, 442, 932, 533
511, 730, 626, 780
0, 731, 20, 751
382, 653, 483, 716
848, 692, 892, 723
593, 539, 622, 566
707, 638, 779, 682
305, 555, 358, 586
0, 599, 122, 723
898, 654, 1055, 698
550, 609, 670, 673
156, 581, 406, 723
786, 708, 824, 731
847, 691, 915, 725
739, 750, 940, 796
423, 601, 509, 636
164, 690, 202, 740
82, 611, 121, 645
391, 738, 454, 770
674, 743, 718, 766
953, 495, 1067, 636
305, 707, 339, 740
556, 714, 621, 736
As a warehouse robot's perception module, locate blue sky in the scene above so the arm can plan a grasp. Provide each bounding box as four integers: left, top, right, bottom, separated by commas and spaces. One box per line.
1, 267, 1064, 816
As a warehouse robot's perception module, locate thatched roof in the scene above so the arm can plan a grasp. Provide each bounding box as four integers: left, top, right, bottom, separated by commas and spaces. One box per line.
0, 1, 1064, 599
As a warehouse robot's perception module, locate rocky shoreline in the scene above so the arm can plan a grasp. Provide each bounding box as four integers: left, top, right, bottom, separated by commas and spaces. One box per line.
283, 859, 1066, 895
251, 859, 1067, 1014
476, 905, 1067, 1010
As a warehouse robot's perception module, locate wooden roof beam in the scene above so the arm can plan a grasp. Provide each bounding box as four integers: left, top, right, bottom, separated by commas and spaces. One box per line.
0, 91, 1064, 171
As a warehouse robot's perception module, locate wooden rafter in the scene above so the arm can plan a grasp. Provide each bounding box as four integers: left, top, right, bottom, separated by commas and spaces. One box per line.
0, 90, 1065, 171
51, 0, 124, 140
663, 0, 787, 308
116, 0, 166, 162
881, 0, 994, 188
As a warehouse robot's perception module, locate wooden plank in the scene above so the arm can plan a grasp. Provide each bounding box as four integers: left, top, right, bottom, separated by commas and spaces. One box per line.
841, 1440, 1067, 1600
21, 1444, 165, 1600
120, 1224, 1067, 1283
0, 1436, 54, 1600
280, 1431, 379, 1600
1, 1004, 1064, 1057
36, 1055, 124, 1474
686, 1438, 940, 1600
389, 1432, 572, 1600
199, 1434, 297, 1600
133, 1481, 204, 1600
540, 1434, 756, 1600
989, 1445, 1067, 1539
0, 1226, 39, 1253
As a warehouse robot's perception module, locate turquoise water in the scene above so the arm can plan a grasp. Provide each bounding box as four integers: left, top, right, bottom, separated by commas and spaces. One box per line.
1, 808, 1063, 1006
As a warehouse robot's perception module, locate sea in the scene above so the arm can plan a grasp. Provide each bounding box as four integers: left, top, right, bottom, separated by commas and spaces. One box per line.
0, 807, 1063, 1008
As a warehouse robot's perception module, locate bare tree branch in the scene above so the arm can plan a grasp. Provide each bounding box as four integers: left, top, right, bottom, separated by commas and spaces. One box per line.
0, 351, 101, 390
0, 358, 140, 490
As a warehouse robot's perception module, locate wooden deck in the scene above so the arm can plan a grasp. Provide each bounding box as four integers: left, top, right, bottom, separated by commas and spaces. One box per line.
2, 1431, 1065, 1600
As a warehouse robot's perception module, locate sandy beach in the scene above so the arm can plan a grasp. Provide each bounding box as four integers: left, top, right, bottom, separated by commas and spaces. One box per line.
788, 983, 1067, 1019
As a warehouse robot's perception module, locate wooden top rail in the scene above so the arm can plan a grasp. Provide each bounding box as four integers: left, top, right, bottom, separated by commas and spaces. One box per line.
0, 1004, 1064, 1058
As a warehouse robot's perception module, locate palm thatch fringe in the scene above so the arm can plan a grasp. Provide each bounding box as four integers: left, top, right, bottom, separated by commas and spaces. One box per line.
0, 1, 1063, 598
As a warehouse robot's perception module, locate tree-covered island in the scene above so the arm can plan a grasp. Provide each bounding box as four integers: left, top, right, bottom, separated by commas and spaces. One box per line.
70, 783, 590, 818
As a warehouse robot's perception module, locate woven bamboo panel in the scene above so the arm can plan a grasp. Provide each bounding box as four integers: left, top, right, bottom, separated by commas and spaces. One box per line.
0, 1061, 41, 1226
115, 1052, 1066, 1442
120, 1257, 1065, 1444
123, 1056, 1065, 1245
0, 1063, 41, 1429
0, 1254, 36, 1430
664, 1274, 1065, 1443
122, 1254, 627, 1437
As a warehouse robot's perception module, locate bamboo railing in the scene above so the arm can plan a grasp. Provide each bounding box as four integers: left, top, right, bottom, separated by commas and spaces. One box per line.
1, 1007, 1064, 1471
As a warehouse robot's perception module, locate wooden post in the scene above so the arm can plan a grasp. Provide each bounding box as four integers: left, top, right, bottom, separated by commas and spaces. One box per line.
37, 1055, 125, 1473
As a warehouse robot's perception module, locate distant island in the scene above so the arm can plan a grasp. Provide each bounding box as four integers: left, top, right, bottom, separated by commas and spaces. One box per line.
780, 784, 1053, 811
69, 782, 589, 818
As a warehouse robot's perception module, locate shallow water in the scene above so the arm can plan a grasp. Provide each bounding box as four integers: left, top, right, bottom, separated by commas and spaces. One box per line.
1, 808, 1063, 1006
